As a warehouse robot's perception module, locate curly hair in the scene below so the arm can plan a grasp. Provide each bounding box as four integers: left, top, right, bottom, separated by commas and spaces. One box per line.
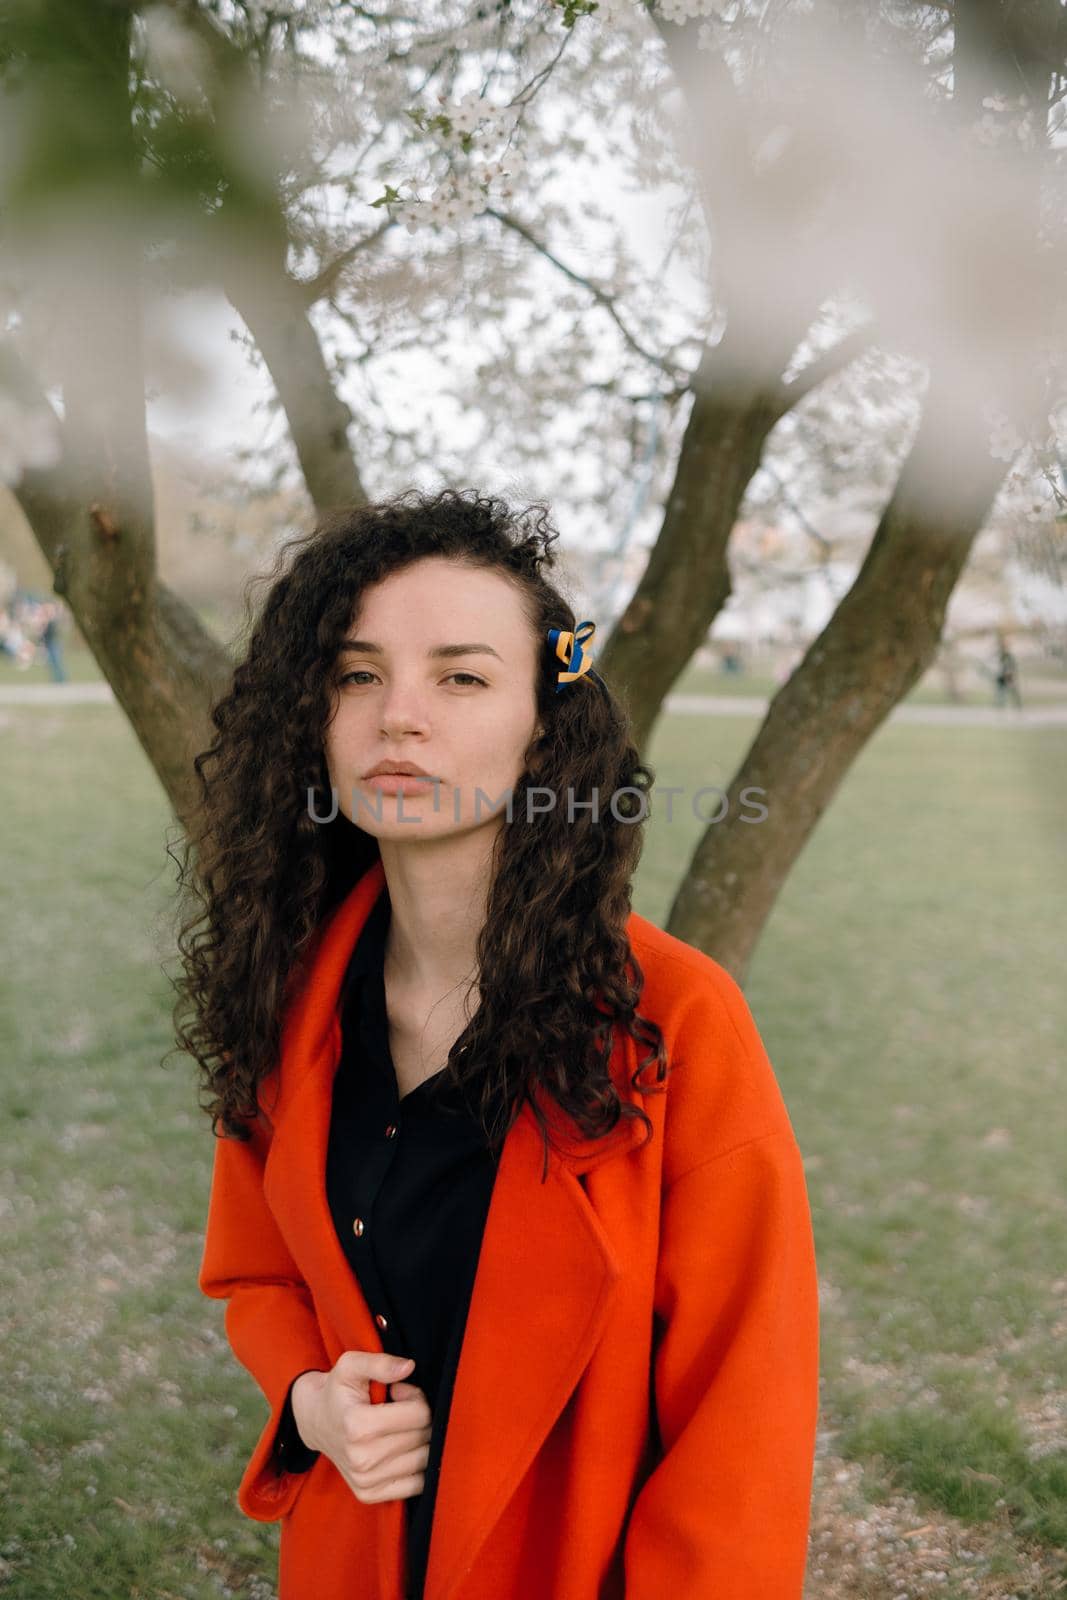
169, 486, 668, 1175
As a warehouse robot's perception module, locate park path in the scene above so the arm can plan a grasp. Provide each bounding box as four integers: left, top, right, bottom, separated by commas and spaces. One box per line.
2, 680, 1065, 725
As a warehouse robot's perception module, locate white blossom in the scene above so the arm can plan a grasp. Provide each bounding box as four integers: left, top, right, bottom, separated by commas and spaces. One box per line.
656, 0, 724, 24
982, 400, 1026, 464
591, 0, 643, 23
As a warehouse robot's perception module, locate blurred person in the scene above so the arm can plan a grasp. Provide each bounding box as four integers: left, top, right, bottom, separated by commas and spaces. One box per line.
0, 598, 35, 669
37, 599, 67, 683
0, 604, 17, 661
993, 637, 1022, 710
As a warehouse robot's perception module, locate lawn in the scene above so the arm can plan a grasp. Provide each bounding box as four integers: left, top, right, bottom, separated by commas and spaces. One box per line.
0, 694, 1063, 1598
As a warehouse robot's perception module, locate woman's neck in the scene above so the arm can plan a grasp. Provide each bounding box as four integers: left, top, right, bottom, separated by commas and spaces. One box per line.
376, 834, 495, 1000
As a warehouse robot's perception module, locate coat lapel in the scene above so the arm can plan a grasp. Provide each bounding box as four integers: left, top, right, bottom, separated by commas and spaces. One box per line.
261, 862, 390, 1364
260, 858, 648, 1600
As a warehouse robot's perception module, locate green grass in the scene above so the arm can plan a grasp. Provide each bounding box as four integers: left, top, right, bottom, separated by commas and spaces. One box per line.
0, 705, 278, 1597
1, 695, 1065, 1595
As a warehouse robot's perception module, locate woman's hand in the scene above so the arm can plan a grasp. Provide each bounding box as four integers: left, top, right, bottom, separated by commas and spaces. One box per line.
291, 1351, 433, 1504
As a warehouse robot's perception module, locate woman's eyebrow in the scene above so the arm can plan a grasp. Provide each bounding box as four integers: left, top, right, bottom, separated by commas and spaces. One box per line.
339, 638, 503, 661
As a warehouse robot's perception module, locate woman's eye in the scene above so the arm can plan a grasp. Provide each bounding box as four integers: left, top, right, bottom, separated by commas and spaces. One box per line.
339, 670, 487, 688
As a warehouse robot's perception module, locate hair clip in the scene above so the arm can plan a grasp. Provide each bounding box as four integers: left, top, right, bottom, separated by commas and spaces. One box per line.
546, 620, 597, 693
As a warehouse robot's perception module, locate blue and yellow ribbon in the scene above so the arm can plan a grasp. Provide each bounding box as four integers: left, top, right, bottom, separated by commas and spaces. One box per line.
546, 620, 597, 693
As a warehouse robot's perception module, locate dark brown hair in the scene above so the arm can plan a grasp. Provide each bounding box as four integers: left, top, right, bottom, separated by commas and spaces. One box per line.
168, 487, 667, 1174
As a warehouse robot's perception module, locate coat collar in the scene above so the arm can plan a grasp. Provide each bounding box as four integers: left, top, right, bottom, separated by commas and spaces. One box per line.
259, 857, 648, 1600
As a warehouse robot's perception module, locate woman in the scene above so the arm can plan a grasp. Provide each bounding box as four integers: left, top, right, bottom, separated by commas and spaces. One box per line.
175, 487, 820, 1600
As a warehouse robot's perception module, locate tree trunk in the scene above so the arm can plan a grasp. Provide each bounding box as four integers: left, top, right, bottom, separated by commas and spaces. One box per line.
6, 0, 233, 832
598, 312, 859, 747
13, 463, 232, 830
214, 208, 369, 515
665, 373, 1009, 982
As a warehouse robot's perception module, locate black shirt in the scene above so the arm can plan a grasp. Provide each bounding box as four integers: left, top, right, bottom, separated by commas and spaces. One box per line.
267, 885, 500, 1600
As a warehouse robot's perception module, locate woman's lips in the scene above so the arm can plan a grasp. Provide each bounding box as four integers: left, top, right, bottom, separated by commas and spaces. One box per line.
361, 773, 439, 795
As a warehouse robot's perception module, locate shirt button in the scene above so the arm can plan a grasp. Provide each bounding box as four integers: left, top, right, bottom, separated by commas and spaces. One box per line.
352, 1217, 365, 1237
374, 1312, 388, 1330
384, 1124, 398, 1138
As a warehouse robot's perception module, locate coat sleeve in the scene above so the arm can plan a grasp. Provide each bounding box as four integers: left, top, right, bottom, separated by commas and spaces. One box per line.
621, 957, 820, 1598
198, 1111, 333, 1522
272, 1371, 323, 1475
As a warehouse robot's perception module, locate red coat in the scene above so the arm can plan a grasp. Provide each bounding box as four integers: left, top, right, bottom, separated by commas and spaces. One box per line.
199, 857, 820, 1600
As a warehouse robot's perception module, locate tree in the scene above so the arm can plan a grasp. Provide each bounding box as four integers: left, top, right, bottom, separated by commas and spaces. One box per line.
1, 0, 1064, 977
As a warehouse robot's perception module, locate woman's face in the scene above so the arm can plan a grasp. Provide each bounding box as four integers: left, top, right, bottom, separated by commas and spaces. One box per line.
322, 557, 545, 843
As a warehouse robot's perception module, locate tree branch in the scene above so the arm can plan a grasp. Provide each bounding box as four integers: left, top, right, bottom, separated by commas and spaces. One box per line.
768, 321, 882, 423
159, 0, 369, 513
296, 217, 398, 307
484, 206, 690, 382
